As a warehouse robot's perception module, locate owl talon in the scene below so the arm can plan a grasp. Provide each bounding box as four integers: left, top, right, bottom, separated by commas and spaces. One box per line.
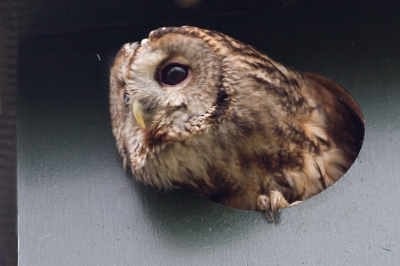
258, 195, 274, 222
271, 196, 278, 222
257, 191, 290, 223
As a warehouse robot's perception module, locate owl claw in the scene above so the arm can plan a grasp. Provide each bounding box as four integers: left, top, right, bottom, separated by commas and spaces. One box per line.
257, 191, 290, 223
271, 196, 278, 222
258, 196, 274, 222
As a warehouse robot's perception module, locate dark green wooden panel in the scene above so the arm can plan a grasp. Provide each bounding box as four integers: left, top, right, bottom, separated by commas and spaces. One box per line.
18, 1, 400, 265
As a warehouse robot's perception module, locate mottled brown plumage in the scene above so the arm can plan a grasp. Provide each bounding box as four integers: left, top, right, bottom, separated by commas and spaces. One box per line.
109, 26, 364, 222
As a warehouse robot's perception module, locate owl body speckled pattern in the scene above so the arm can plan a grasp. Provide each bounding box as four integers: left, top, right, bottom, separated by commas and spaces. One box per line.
110, 26, 364, 221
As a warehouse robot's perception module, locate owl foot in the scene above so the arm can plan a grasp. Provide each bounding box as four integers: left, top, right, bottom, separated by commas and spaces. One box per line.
257, 191, 290, 223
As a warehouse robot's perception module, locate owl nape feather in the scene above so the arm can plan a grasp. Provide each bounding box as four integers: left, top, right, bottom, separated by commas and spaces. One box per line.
109, 26, 364, 222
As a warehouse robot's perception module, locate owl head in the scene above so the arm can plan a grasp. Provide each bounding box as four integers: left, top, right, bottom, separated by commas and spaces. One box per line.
110, 26, 296, 158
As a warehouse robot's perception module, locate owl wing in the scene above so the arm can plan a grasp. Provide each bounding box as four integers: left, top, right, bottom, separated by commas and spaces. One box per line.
302, 72, 365, 162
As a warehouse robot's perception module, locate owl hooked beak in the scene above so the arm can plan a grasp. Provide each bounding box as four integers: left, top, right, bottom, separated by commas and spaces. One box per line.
133, 99, 146, 128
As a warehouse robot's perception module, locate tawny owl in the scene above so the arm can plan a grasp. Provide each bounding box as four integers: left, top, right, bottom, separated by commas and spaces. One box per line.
109, 26, 364, 222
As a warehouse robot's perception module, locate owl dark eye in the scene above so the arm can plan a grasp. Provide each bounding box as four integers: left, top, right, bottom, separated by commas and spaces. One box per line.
159, 63, 189, 86
124, 90, 130, 107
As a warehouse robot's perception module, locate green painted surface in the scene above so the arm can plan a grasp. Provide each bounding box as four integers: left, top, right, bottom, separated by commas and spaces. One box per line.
18, 1, 400, 265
